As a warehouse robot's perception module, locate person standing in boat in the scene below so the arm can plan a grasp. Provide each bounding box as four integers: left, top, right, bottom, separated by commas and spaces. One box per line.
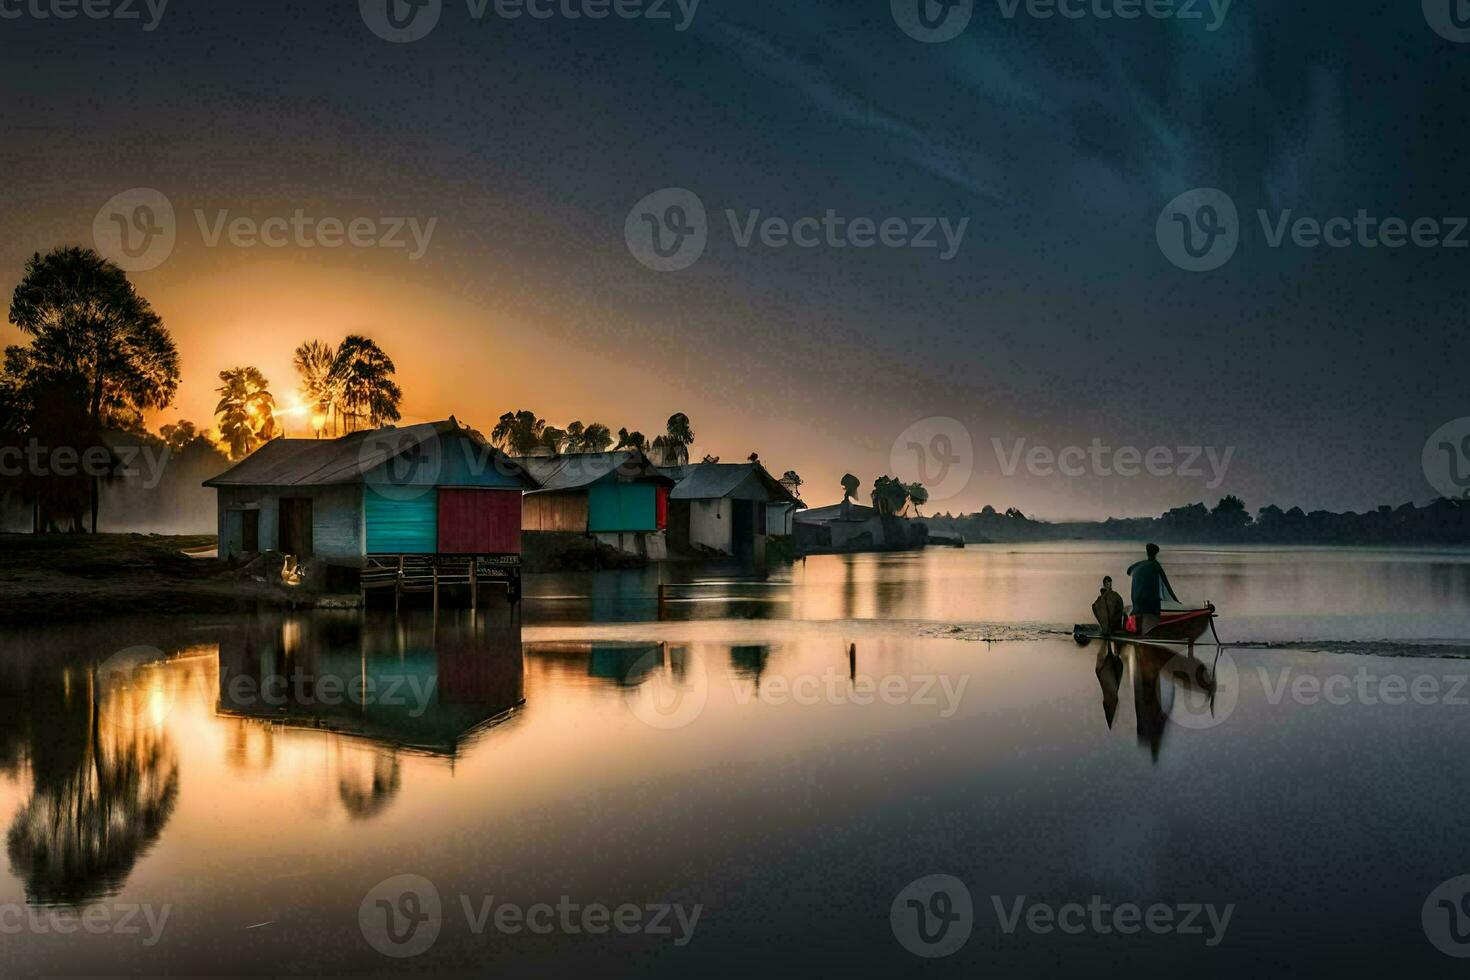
1126, 543, 1177, 634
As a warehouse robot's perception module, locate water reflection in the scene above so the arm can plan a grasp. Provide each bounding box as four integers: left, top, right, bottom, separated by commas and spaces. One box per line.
1088, 640, 1222, 762
3, 669, 179, 907
215, 609, 525, 760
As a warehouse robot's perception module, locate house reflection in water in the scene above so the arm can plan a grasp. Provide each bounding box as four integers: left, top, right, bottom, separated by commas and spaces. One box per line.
214, 609, 525, 820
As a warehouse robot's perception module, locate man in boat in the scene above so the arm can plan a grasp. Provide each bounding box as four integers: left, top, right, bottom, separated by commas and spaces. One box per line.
1092, 576, 1125, 634
1126, 543, 1177, 635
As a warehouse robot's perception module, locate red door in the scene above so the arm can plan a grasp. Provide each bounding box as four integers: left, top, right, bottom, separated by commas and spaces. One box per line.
437, 489, 522, 555
656, 486, 669, 530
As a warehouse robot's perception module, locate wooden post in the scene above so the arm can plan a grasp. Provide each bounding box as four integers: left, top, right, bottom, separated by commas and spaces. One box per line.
432, 563, 440, 617
470, 560, 478, 612
394, 555, 404, 615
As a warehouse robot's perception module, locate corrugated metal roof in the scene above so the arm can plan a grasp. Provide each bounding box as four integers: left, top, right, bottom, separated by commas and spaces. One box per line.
204, 420, 529, 488
512, 451, 671, 492
795, 501, 876, 523
664, 462, 802, 504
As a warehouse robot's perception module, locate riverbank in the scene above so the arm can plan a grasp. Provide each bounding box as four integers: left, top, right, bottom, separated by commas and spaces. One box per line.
0, 533, 302, 624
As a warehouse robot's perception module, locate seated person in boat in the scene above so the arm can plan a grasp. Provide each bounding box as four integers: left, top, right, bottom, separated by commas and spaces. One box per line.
1126, 543, 1177, 633
1092, 575, 1125, 633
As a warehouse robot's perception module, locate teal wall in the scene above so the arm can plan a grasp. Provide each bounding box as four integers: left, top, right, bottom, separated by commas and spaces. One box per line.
588, 481, 658, 533
365, 487, 438, 554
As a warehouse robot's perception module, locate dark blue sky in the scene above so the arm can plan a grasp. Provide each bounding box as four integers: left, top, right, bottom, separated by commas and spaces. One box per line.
2, 1, 1467, 516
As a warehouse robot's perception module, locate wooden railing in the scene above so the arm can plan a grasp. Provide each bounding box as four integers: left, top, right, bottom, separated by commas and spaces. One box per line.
361, 554, 522, 610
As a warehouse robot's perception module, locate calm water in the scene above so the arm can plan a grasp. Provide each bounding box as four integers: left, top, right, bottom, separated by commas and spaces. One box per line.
3, 544, 1470, 977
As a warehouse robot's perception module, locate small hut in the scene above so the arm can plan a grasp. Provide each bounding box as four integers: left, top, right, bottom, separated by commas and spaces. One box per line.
204, 419, 534, 597
660, 462, 803, 562
513, 450, 674, 558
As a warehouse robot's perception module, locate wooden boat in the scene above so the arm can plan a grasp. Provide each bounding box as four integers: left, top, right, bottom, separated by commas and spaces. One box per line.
1073, 601, 1217, 646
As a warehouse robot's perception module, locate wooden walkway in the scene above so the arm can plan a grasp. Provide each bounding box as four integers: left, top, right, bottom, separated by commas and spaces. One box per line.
360, 554, 522, 611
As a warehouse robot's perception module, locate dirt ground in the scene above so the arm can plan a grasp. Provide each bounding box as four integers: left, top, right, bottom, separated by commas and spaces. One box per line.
0, 533, 289, 623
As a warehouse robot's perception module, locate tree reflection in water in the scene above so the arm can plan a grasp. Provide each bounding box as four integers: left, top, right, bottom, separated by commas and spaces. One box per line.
5, 668, 179, 907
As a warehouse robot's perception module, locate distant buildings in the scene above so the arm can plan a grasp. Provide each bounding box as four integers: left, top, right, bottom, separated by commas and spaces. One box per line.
513, 450, 674, 559
202, 423, 809, 590
658, 462, 803, 562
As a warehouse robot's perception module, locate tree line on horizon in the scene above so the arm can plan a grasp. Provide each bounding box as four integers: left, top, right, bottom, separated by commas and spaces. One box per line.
922, 494, 1470, 546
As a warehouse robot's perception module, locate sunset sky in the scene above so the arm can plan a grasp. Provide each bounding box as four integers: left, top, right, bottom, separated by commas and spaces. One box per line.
2, 1, 1466, 518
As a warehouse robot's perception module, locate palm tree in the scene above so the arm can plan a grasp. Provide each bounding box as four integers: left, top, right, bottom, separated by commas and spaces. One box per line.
781, 470, 804, 498
841, 474, 860, 501
491, 411, 548, 455
292, 340, 337, 437
214, 367, 276, 460
580, 423, 613, 452
330, 335, 401, 433
539, 425, 568, 454
614, 428, 647, 453
654, 412, 694, 465
906, 483, 929, 516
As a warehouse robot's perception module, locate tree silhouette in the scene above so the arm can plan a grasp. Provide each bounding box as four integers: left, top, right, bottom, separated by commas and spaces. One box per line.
214, 367, 276, 460
292, 339, 338, 437
6, 247, 180, 531
614, 428, 648, 453
491, 411, 548, 454
330, 335, 401, 432
906, 483, 929, 516
652, 413, 694, 466
841, 473, 860, 502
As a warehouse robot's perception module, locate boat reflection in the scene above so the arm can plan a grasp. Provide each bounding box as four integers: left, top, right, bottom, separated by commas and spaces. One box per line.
1089, 639, 1222, 761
